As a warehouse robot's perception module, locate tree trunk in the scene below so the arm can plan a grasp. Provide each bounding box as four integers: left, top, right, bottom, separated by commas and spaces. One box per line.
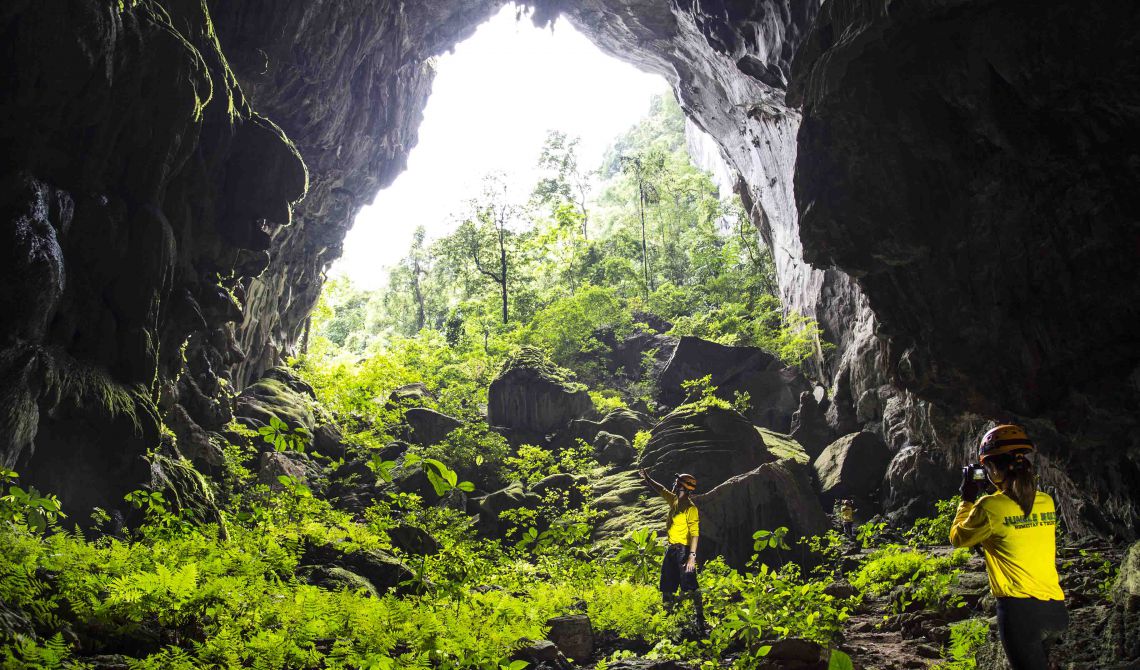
498, 224, 509, 324
639, 185, 650, 301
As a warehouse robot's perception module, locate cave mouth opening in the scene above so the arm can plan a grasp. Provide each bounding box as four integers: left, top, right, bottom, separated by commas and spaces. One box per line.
308, 3, 775, 370
331, 2, 671, 292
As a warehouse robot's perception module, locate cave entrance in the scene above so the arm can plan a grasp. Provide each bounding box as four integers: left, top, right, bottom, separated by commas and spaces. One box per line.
304, 2, 798, 434
332, 3, 671, 292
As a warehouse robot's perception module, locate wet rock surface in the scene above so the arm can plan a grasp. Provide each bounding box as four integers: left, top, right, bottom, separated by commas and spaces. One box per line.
657, 336, 810, 432
812, 431, 892, 506
638, 404, 774, 492
697, 460, 829, 569
488, 347, 594, 437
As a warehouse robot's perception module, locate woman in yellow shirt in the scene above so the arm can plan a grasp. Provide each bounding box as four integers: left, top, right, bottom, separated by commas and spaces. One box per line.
638, 469, 704, 630
950, 425, 1067, 670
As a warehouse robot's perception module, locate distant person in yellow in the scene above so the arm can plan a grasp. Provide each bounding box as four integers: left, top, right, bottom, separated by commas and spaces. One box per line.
638, 469, 705, 631
839, 499, 856, 539
950, 424, 1067, 670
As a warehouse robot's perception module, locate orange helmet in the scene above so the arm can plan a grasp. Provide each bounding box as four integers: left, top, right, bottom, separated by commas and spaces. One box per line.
979, 424, 1035, 463
675, 473, 697, 491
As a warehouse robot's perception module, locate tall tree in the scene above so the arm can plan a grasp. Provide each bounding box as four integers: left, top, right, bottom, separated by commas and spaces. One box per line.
455, 176, 525, 325
533, 131, 592, 239
618, 150, 665, 301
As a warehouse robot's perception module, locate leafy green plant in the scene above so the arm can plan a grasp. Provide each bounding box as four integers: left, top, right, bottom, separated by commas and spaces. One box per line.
934, 618, 989, 669
0, 470, 65, 534
403, 454, 475, 497
908, 497, 961, 547
615, 528, 665, 583
257, 415, 311, 452
856, 520, 888, 549
751, 526, 790, 566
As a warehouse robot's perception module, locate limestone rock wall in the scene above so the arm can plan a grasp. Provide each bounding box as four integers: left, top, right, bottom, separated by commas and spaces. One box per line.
3, 0, 1138, 539
791, 0, 1140, 536
1, 0, 306, 513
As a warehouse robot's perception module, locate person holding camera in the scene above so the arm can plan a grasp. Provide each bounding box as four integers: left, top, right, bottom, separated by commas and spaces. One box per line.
638, 468, 705, 631
950, 424, 1067, 670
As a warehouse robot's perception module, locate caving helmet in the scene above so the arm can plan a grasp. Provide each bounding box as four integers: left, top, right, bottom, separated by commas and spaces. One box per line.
674, 473, 698, 492
978, 424, 1035, 463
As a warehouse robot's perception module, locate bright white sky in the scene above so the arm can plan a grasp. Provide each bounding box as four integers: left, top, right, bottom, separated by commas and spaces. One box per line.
330, 4, 668, 289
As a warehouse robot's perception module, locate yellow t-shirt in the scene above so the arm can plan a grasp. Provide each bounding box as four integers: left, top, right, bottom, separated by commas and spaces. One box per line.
949, 490, 1064, 601
840, 506, 855, 522
659, 490, 699, 545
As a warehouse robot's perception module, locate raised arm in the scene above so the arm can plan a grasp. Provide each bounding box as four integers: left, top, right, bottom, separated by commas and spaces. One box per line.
638, 468, 669, 496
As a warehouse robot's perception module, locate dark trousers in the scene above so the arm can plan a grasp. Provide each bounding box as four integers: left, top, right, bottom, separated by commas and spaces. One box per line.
660, 544, 698, 596
660, 544, 704, 628
996, 597, 1069, 670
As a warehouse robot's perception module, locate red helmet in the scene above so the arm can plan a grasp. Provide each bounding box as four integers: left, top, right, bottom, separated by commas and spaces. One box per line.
979, 424, 1035, 463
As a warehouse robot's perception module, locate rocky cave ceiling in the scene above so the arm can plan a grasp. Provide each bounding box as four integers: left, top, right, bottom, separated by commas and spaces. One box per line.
1, 0, 1137, 536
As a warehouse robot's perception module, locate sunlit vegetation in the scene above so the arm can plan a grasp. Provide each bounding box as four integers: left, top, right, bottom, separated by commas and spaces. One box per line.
0, 95, 977, 670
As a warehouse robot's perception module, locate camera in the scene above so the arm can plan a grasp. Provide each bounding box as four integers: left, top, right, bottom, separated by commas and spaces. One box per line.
965, 463, 987, 481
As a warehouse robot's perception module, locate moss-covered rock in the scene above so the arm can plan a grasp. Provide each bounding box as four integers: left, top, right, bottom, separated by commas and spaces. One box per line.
638, 404, 773, 492
488, 347, 594, 436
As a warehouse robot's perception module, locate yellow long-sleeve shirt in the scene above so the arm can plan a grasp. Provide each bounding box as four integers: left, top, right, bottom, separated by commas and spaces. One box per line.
949, 490, 1064, 601
659, 490, 699, 545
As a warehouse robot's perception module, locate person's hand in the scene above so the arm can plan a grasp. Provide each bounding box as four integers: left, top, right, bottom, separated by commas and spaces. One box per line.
960, 466, 982, 503
638, 468, 648, 481
685, 556, 697, 573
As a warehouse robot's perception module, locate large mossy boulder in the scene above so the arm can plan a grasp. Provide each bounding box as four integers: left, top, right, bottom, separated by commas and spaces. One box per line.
487, 347, 593, 436
476, 481, 542, 538
403, 407, 462, 446
591, 470, 663, 545
300, 544, 415, 596
234, 366, 346, 458
812, 431, 892, 504
696, 460, 829, 569
656, 336, 810, 432
638, 404, 774, 492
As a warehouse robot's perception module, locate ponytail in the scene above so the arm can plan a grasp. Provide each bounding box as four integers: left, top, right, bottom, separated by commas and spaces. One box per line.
991, 451, 1037, 516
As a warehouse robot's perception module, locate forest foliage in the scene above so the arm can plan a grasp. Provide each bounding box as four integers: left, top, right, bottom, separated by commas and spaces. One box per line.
0, 94, 986, 670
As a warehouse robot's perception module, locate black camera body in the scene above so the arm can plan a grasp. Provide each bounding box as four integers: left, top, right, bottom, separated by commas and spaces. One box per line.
965, 463, 988, 481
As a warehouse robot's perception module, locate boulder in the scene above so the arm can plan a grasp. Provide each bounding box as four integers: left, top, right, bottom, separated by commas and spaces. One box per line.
383, 382, 434, 409
300, 544, 415, 596
477, 482, 542, 538
595, 431, 636, 466
488, 347, 594, 436
1110, 541, 1140, 662
392, 464, 442, 504
812, 431, 892, 504
590, 470, 663, 545
639, 404, 773, 492
695, 460, 830, 569
404, 407, 462, 446
607, 331, 678, 380
881, 444, 957, 525
311, 423, 348, 460
235, 366, 340, 456
387, 524, 440, 556
789, 391, 834, 461
511, 640, 572, 670
532, 473, 587, 506
554, 408, 649, 452
300, 565, 379, 597
758, 427, 811, 464
546, 614, 594, 662
764, 638, 822, 664
258, 450, 319, 489
656, 336, 810, 432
